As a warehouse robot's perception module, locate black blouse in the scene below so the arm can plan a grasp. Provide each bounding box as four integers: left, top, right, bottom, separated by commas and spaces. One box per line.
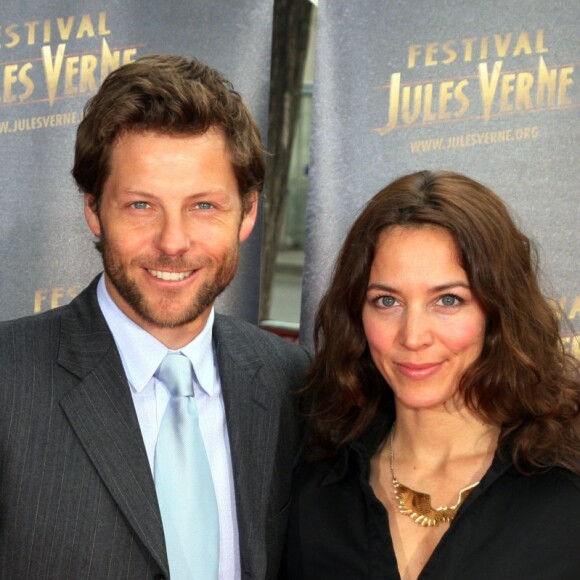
283, 419, 580, 579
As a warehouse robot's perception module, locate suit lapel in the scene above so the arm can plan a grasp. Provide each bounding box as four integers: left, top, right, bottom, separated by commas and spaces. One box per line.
213, 315, 274, 574
57, 279, 168, 576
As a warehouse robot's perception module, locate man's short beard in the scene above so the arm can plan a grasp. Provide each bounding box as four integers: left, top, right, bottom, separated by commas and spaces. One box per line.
99, 235, 239, 329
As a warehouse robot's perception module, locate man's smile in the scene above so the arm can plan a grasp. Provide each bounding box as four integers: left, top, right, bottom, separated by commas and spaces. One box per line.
147, 269, 195, 281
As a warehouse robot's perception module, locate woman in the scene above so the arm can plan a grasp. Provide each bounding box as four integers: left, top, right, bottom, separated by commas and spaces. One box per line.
284, 171, 580, 579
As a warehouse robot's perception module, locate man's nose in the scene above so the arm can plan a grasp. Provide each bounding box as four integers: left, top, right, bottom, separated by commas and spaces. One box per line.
155, 214, 191, 256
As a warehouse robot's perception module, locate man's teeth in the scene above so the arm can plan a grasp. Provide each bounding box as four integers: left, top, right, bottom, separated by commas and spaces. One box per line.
148, 269, 193, 281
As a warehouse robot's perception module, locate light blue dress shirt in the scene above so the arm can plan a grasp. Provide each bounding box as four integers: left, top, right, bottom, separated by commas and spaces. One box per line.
96, 275, 240, 579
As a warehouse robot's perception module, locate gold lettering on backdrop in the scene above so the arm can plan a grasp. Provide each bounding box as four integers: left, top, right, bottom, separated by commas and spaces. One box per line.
478, 57, 573, 121
562, 336, 580, 359
4, 24, 20, 48
3, 64, 19, 103
546, 296, 580, 358
568, 296, 580, 321
378, 29, 574, 134
0, 11, 138, 107
478, 61, 502, 119
379, 76, 471, 134
42, 43, 66, 105
407, 125, 541, 153
1, 61, 34, 103
548, 296, 580, 322
3, 112, 79, 134
406, 30, 548, 68
56, 16, 76, 41
557, 67, 574, 106
34, 286, 81, 313
100, 38, 137, 79
1, 12, 110, 48
462, 38, 476, 62
422, 84, 436, 122
50, 287, 65, 309
41, 39, 137, 105
33, 289, 48, 313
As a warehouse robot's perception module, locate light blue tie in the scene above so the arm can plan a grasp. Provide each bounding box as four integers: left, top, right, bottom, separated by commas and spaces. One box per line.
154, 352, 219, 580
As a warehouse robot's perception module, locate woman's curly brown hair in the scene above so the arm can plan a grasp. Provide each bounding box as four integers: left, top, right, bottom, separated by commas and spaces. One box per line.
303, 170, 580, 474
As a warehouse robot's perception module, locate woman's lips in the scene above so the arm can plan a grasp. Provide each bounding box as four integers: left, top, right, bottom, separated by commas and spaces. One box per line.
395, 362, 442, 380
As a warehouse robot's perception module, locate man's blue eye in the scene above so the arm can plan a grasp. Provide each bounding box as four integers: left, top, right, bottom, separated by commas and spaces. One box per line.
198, 202, 213, 210
132, 201, 148, 209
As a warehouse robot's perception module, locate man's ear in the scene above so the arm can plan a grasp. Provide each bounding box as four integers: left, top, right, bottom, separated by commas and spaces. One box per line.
84, 194, 101, 236
239, 191, 258, 242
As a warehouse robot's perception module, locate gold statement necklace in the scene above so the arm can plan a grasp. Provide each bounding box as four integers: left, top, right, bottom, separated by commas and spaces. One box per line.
389, 425, 479, 527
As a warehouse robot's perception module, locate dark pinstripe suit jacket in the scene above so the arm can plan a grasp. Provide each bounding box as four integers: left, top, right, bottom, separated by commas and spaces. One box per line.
0, 277, 310, 579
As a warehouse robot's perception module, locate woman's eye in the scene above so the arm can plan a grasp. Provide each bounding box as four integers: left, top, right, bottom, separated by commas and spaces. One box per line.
438, 294, 462, 307
378, 296, 397, 308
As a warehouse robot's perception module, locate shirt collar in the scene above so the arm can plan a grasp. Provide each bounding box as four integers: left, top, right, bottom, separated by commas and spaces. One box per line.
320, 413, 513, 492
322, 412, 393, 486
96, 274, 217, 396
179, 309, 217, 396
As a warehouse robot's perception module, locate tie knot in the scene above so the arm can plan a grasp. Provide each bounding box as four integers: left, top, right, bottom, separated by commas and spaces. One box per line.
156, 353, 194, 398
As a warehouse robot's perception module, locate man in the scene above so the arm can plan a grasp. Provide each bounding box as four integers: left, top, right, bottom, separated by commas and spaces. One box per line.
0, 55, 310, 579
